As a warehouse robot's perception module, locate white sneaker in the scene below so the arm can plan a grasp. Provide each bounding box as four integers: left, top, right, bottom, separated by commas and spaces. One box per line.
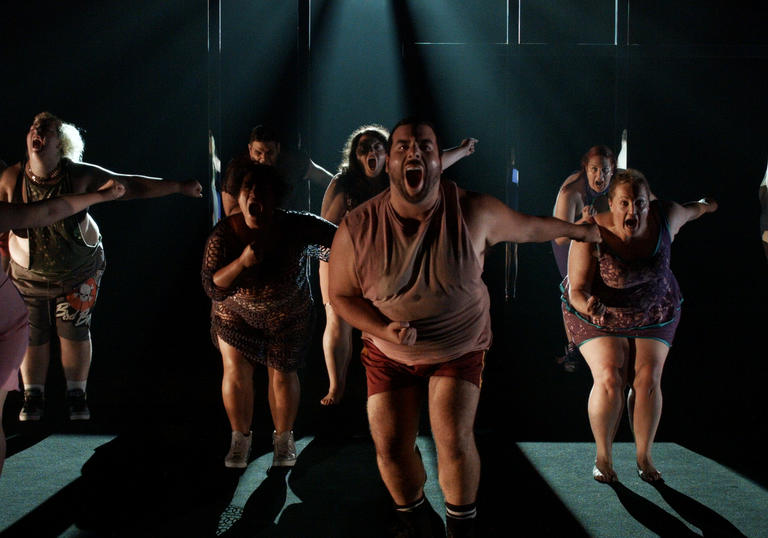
272, 430, 296, 467
224, 431, 252, 468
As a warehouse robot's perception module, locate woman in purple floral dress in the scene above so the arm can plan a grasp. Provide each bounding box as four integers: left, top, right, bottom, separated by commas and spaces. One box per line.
561, 169, 717, 483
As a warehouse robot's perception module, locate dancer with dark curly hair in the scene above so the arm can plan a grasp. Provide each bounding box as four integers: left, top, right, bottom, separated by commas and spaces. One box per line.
202, 163, 336, 468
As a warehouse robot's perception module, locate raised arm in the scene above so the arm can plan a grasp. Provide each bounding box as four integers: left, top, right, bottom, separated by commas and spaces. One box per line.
665, 197, 718, 239
320, 176, 347, 225
328, 219, 416, 345
221, 191, 239, 216
73, 161, 202, 200
305, 159, 334, 187
467, 192, 601, 252
0, 180, 124, 233
318, 178, 346, 306
552, 179, 583, 246
441, 138, 477, 170
221, 162, 242, 216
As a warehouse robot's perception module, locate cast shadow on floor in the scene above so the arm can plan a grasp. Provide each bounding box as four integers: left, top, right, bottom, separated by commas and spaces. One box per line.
1, 423, 589, 537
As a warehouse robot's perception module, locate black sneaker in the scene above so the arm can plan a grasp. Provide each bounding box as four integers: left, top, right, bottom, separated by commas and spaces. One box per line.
19, 388, 45, 421
66, 389, 91, 420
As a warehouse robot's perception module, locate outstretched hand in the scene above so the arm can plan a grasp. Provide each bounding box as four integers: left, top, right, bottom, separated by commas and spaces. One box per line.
577, 222, 602, 243
97, 179, 126, 201
460, 138, 478, 156
698, 197, 718, 213
385, 321, 417, 346
180, 180, 203, 198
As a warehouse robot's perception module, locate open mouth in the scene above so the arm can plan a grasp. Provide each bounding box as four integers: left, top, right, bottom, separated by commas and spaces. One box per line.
248, 202, 260, 217
594, 179, 605, 190
31, 138, 42, 151
405, 165, 424, 189
624, 217, 638, 230
367, 157, 377, 171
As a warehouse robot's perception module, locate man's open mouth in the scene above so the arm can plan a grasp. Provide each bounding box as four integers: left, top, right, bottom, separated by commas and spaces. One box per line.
405, 165, 423, 188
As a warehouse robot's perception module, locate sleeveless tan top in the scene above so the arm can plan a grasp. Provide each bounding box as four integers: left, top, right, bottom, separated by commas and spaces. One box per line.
344, 179, 491, 365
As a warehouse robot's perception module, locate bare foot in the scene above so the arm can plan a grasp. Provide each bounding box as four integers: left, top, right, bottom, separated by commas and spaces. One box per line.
593, 460, 618, 483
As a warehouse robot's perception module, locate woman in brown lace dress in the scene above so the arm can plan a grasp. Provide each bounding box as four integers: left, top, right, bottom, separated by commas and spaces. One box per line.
202, 162, 336, 469
561, 169, 717, 483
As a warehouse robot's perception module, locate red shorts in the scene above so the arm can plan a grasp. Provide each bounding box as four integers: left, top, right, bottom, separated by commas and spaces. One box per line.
360, 341, 485, 397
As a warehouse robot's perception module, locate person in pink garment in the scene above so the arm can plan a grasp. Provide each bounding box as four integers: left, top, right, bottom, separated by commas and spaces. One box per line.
0, 179, 125, 478
328, 117, 601, 536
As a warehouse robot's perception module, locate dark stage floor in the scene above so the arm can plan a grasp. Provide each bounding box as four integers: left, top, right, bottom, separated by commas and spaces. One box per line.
2, 425, 765, 537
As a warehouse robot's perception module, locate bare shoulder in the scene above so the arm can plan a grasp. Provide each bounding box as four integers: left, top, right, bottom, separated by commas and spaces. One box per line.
68, 161, 109, 190
460, 187, 498, 214
557, 172, 584, 199
321, 175, 346, 223
593, 210, 612, 227
460, 188, 508, 234
323, 175, 343, 198
0, 162, 21, 201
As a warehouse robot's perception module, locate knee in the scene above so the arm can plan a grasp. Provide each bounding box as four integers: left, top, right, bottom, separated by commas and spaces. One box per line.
633, 368, 662, 395
222, 359, 252, 386
375, 438, 417, 466
435, 429, 476, 464
593, 369, 625, 395
272, 370, 299, 390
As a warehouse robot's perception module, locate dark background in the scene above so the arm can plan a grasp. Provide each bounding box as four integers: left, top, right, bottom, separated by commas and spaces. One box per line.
2, 0, 767, 519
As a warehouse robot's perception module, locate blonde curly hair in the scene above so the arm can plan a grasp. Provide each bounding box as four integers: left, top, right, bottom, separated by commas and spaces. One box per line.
33, 112, 84, 162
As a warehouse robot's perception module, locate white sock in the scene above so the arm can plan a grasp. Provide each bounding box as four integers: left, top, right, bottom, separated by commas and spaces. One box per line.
66, 380, 87, 392
24, 384, 45, 394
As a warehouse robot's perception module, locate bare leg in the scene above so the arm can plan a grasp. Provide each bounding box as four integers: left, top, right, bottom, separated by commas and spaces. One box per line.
267, 367, 300, 434
368, 385, 426, 505
632, 339, 669, 481
611, 355, 632, 440
19, 343, 51, 386
219, 338, 255, 433
320, 303, 353, 405
581, 337, 630, 482
428, 376, 481, 505
0, 389, 7, 477
60, 336, 91, 383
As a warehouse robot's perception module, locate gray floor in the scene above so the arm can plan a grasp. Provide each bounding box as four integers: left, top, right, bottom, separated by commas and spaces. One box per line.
1, 435, 765, 537
519, 442, 765, 537
0, 434, 115, 531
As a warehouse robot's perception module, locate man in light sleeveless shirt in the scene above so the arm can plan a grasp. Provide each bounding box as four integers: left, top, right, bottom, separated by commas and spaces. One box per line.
328, 118, 602, 536
0, 112, 202, 422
